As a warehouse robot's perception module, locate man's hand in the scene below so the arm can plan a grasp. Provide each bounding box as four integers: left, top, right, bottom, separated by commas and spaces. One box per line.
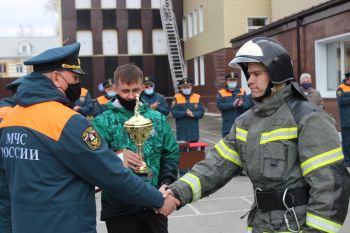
237, 98, 243, 107
156, 191, 180, 216
150, 101, 159, 110
124, 149, 143, 171
73, 106, 81, 112
233, 99, 239, 106
186, 109, 194, 117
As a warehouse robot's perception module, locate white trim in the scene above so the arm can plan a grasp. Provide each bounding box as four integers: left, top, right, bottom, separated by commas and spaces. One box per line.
315, 32, 350, 98
194, 57, 199, 86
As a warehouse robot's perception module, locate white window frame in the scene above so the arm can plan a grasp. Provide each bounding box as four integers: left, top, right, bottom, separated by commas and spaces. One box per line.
315, 32, 350, 98
240, 71, 251, 94
126, 0, 141, 9
199, 56, 205, 85
182, 17, 187, 40
187, 12, 193, 38
199, 4, 204, 33
193, 8, 198, 36
101, 0, 117, 9
194, 57, 199, 86
127, 30, 143, 55
76, 30, 93, 56
16, 64, 23, 73
152, 29, 168, 54
151, 0, 160, 9
75, 0, 91, 9
247, 17, 269, 32
102, 30, 118, 55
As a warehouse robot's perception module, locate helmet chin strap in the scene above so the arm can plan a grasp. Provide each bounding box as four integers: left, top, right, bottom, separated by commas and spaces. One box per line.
253, 81, 273, 102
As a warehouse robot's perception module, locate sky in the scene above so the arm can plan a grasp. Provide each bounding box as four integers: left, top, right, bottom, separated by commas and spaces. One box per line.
0, 0, 59, 37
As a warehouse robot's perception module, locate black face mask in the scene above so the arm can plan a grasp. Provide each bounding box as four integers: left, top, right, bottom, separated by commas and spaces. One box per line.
116, 94, 136, 111
65, 82, 81, 103
57, 72, 81, 103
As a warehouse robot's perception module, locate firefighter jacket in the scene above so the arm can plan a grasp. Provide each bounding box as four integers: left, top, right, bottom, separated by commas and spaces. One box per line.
93, 100, 179, 219
94, 94, 110, 117
74, 87, 93, 116
0, 73, 164, 233
141, 92, 170, 116
0, 97, 16, 122
169, 83, 350, 233
336, 81, 350, 128
216, 86, 252, 137
171, 92, 205, 142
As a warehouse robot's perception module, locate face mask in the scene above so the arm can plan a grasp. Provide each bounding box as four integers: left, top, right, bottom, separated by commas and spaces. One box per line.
116, 94, 137, 111
182, 88, 191, 95
227, 82, 237, 89
106, 91, 117, 98
301, 83, 311, 90
65, 82, 81, 103
144, 88, 154, 95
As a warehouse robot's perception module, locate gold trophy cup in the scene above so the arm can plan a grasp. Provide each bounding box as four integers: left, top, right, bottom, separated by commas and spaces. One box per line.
124, 94, 153, 176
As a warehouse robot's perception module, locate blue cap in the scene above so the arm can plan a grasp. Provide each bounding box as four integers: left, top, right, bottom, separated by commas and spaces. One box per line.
143, 76, 154, 85
178, 77, 193, 86
24, 42, 86, 75
345, 71, 350, 78
6, 75, 27, 91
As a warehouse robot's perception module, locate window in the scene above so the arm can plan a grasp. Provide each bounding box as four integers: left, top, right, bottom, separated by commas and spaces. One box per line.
126, 0, 140, 9
152, 29, 167, 54
199, 5, 204, 33
200, 56, 205, 85
16, 64, 23, 73
315, 33, 350, 98
151, 0, 160, 9
182, 17, 187, 40
0, 63, 6, 73
128, 30, 143, 55
76, 31, 93, 55
193, 9, 198, 36
187, 12, 193, 38
18, 42, 31, 55
102, 30, 118, 55
247, 17, 268, 32
194, 57, 199, 86
101, 0, 116, 9
75, 0, 91, 9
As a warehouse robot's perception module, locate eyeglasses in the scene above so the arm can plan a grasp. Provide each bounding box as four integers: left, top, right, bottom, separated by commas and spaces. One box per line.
57, 71, 80, 82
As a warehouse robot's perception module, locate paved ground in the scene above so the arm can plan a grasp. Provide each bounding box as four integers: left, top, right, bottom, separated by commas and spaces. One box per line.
96, 113, 350, 233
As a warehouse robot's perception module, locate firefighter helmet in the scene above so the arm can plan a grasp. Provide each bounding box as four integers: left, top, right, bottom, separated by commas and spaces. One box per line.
229, 37, 295, 84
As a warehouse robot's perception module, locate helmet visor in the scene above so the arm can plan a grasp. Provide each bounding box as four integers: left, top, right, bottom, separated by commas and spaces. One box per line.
228, 56, 261, 68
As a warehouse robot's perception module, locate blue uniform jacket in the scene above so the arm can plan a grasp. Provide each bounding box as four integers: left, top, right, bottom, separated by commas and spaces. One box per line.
337, 82, 350, 128
141, 92, 170, 116
0, 73, 164, 233
93, 95, 110, 117
171, 93, 205, 142
216, 86, 251, 136
74, 88, 93, 116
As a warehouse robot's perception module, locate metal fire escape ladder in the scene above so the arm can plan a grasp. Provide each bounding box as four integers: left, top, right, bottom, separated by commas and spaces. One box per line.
159, 0, 186, 94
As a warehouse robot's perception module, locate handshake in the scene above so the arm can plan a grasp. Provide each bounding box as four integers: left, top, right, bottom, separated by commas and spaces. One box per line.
155, 184, 181, 216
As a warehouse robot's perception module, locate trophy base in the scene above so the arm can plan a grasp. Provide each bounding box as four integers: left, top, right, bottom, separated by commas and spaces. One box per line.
135, 167, 152, 177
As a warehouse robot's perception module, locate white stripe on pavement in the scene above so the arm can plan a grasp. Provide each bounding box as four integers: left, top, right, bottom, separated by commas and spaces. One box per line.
187, 203, 202, 215
169, 208, 250, 219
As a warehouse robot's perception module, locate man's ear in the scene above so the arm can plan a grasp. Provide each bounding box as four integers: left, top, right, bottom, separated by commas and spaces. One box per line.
50, 72, 61, 88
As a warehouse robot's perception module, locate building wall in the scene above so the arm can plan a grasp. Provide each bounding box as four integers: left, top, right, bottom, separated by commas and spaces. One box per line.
271, 0, 331, 21
230, 1, 350, 129
61, 0, 183, 98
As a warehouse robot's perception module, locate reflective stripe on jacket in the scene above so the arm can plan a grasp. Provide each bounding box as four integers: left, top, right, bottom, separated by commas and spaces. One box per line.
170, 84, 350, 233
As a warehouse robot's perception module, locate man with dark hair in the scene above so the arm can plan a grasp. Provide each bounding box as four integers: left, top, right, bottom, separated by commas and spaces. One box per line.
93, 64, 179, 233
0, 44, 177, 233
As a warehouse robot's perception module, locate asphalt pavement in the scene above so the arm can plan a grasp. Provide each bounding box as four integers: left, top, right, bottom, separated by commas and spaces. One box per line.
96, 113, 350, 233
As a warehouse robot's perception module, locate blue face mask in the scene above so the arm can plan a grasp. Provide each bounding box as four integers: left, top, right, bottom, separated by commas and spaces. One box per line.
144, 88, 154, 95
182, 88, 191, 95
106, 91, 117, 98
301, 83, 311, 90
227, 82, 237, 89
